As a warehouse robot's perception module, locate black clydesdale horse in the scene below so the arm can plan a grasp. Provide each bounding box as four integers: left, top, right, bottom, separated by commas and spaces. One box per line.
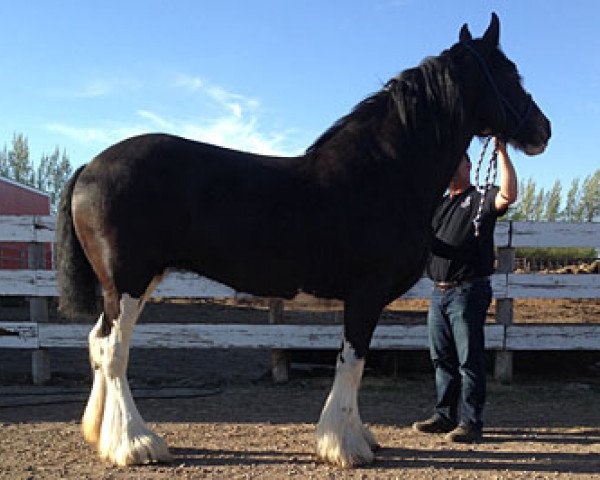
57, 14, 550, 468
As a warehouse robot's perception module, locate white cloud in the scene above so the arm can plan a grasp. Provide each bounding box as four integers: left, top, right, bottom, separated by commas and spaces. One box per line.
137, 110, 174, 129
178, 115, 292, 155
46, 77, 304, 158
174, 74, 260, 119
46, 79, 112, 99
46, 123, 147, 146
75, 80, 112, 98
174, 74, 203, 92
46, 109, 302, 157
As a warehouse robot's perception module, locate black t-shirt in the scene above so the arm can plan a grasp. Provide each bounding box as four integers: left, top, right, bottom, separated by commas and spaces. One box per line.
427, 185, 506, 282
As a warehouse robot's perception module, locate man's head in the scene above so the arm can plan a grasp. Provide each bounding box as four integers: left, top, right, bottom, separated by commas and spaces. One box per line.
450, 153, 472, 192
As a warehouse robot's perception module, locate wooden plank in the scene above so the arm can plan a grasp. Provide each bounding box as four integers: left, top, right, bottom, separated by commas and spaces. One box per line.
2, 271, 599, 300
493, 221, 511, 247
2, 217, 599, 249
0, 216, 35, 242
0, 215, 55, 242
28, 243, 49, 323
31, 215, 56, 243
505, 324, 600, 350
507, 273, 600, 299
0, 270, 57, 296
370, 324, 504, 350
37, 323, 504, 350
0, 322, 39, 348
268, 299, 289, 383
39, 323, 345, 349
153, 271, 236, 298
0, 322, 593, 351
510, 222, 600, 248
0, 270, 236, 298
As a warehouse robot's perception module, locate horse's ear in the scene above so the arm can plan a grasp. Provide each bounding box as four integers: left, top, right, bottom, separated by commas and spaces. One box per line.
482, 12, 500, 47
459, 24, 472, 42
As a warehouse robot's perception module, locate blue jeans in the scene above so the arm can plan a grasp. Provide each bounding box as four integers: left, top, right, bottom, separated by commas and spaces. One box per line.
427, 279, 492, 430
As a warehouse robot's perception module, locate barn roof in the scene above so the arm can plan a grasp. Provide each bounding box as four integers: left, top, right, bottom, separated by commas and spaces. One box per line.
0, 175, 50, 198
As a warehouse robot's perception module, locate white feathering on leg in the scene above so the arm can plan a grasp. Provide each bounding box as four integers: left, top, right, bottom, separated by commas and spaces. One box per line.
82, 314, 107, 446
316, 339, 377, 467
93, 294, 172, 465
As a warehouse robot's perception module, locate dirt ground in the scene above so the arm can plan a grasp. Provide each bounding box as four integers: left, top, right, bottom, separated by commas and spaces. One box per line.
1, 299, 599, 479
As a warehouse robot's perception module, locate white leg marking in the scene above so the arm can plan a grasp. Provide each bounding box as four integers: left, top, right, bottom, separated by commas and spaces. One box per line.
88, 294, 172, 466
82, 314, 107, 446
316, 339, 377, 468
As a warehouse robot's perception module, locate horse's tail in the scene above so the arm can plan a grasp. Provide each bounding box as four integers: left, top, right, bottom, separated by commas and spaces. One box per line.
56, 165, 98, 316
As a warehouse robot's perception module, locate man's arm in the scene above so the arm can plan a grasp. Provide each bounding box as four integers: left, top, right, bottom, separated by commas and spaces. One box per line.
494, 138, 518, 211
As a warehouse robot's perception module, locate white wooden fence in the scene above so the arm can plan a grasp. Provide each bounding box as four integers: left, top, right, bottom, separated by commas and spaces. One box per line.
1, 216, 599, 384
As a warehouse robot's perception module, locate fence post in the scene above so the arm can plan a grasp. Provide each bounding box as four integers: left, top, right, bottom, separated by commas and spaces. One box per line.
28, 242, 51, 385
269, 298, 289, 383
494, 244, 514, 384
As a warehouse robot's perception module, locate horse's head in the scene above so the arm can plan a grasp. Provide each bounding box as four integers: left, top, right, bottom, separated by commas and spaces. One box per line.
457, 13, 551, 155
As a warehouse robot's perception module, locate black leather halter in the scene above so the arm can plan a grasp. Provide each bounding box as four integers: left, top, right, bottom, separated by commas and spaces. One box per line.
463, 42, 533, 137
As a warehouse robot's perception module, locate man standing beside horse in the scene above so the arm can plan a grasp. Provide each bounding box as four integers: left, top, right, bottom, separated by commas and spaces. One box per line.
413, 137, 517, 443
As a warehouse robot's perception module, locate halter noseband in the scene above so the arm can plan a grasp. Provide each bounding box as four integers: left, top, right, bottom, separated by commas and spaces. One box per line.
462, 42, 533, 138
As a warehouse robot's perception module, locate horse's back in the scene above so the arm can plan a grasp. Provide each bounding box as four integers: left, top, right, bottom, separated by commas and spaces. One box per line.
72, 134, 317, 297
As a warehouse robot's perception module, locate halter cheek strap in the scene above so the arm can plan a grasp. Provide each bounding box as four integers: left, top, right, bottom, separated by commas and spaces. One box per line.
462, 42, 533, 137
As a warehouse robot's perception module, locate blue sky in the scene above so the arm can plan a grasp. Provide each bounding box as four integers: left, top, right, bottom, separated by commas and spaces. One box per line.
1, 1, 599, 194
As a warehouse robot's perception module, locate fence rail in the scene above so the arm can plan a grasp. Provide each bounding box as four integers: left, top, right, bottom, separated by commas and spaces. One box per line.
1, 216, 599, 384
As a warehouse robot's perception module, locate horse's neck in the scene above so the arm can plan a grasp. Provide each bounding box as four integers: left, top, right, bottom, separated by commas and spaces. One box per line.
306, 55, 476, 195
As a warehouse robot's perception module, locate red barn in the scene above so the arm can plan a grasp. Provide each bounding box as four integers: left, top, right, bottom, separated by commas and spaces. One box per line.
0, 176, 52, 269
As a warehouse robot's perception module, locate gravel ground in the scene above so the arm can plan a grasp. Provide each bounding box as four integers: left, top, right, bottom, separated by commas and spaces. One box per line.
0, 346, 599, 479
0, 299, 599, 478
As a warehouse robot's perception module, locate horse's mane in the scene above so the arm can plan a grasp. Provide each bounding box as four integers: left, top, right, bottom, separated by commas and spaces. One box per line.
305, 48, 465, 156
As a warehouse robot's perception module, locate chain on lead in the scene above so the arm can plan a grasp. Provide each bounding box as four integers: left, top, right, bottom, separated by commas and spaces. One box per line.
473, 136, 499, 237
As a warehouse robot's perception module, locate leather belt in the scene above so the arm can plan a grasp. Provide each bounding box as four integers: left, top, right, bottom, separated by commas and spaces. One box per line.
435, 276, 489, 292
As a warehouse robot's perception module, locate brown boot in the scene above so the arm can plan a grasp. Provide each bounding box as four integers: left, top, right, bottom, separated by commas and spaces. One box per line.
412, 414, 456, 434
445, 423, 483, 443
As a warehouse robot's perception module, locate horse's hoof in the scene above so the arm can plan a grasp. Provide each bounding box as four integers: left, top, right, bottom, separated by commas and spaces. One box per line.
322, 451, 375, 469
316, 440, 375, 468
100, 431, 173, 466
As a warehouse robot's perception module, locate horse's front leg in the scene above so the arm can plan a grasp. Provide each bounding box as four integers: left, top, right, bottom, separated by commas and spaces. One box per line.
83, 293, 172, 466
316, 296, 382, 468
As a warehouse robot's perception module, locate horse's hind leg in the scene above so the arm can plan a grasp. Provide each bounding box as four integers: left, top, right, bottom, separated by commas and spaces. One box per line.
81, 308, 109, 446
81, 283, 124, 446
81, 277, 171, 465
72, 182, 171, 465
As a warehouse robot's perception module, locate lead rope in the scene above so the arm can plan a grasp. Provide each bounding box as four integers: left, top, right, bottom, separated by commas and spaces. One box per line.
473, 137, 499, 237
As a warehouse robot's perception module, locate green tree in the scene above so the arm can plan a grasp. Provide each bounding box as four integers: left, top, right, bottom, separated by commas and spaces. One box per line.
545, 180, 562, 221
2, 132, 73, 212
512, 178, 537, 220
532, 188, 546, 221
8, 133, 35, 186
0, 145, 8, 177
52, 149, 72, 212
579, 169, 600, 222
37, 147, 73, 212
563, 178, 581, 222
